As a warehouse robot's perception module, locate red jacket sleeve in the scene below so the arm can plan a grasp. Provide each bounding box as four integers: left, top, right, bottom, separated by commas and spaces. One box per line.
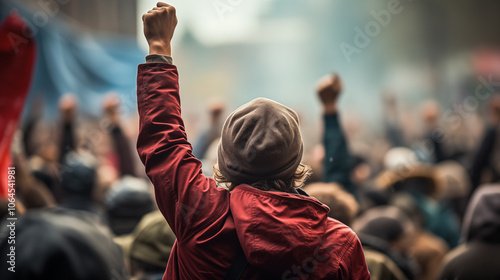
136, 63, 228, 241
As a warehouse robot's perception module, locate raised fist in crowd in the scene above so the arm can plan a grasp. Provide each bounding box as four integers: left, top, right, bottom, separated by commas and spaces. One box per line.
59, 94, 77, 124
142, 2, 177, 56
102, 93, 121, 125
317, 73, 342, 115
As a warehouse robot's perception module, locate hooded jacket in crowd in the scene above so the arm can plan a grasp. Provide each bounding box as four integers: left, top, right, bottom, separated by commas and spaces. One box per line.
437, 185, 500, 280
136, 61, 370, 279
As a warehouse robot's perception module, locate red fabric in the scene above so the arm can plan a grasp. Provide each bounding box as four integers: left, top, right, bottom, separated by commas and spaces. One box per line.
137, 63, 370, 280
0, 12, 36, 198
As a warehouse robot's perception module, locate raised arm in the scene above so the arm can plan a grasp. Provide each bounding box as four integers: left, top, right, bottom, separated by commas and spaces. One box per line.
58, 94, 77, 163
103, 95, 137, 177
316, 74, 355, 195
137, 3, 228, 240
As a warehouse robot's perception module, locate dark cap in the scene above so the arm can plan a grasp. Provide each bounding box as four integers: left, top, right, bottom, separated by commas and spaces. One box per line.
217, 98, 303, 184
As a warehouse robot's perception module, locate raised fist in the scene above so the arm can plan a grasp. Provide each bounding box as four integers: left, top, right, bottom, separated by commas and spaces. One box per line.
59, 94, 77, 123
142, 2, 177, 56
102, 93, 121, 125
316, 73, 342, 114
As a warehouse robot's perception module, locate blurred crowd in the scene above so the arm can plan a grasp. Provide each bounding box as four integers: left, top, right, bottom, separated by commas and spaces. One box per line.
0, 11, 500, 280
1, 73, 500, 279
2, 0, 500, 278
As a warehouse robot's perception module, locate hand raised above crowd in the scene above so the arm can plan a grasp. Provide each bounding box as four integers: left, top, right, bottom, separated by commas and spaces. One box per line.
142, 2, 177, 56
316, 73, 342, 115
59, 94, 77, 124
102, 93, 121, 125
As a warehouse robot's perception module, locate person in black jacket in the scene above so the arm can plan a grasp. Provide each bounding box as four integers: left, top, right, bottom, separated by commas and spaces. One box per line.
469, 94, 500, 194
437, 184, 500, 280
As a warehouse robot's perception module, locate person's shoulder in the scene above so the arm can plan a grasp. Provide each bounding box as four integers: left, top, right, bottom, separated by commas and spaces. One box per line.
324, 218, 360, 254
441, 242, 499, 268
326, 217, 357, 238
439, 242, 500, 280
441, 243, 468, 266
437, 244, 473, 280
322, 218, 370, 279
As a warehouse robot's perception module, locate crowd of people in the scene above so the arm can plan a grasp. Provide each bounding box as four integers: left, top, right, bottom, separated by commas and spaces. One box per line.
2, 2, 500, 280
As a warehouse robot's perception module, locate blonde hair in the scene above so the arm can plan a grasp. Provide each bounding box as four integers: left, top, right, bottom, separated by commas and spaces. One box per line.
303, 182, 359, 226
213, 163, 312, 193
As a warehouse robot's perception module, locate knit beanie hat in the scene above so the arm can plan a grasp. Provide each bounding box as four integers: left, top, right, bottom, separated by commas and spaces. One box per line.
114, 211, 176, 269
217, 98, 303, 184
105, 176, 155, 235
61, 151, 97, 197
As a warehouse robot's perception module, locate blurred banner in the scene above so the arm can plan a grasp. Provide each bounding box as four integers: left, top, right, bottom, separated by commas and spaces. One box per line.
0, 12, 36, 198
0, 0, 146, 117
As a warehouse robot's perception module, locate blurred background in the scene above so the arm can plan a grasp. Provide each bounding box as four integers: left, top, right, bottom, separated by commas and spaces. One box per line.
2, 0, 500, 153
2, 1, 500, 279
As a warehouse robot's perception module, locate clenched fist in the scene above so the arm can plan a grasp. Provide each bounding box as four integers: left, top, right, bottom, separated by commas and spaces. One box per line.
102, 93, 121, 125
316, 73, 342, 115
142, 2, 177, 56
59, 94, 78, 124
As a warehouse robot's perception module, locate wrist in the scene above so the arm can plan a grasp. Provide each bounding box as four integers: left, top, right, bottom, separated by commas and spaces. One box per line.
148, 41, 171, 56
323, 103, 337, 115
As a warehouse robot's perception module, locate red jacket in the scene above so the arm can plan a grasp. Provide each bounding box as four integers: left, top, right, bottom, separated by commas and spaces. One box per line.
136, 63, 370, 280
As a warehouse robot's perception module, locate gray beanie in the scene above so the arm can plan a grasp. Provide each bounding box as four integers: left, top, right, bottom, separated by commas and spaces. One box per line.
217, 98, 303, 184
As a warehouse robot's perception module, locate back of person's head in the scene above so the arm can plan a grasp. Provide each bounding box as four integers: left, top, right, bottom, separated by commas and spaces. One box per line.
360, 216, 405, 243
60, 151, 97, 198
214, 98, 311, 193
435, 161, 471, 219
376, 147, 439, 197
353, 206, 414, 251
0, 208, 126, 280
115, 211, 175, 278
105, 176, 156, 235
353, 206, 416, 280
32, 169, 56, 194
435, 161, 471, 200
303, 182, 359, 226
358, 188, 390, 214
17, 178, 56, 210
461, 184, 500, 243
